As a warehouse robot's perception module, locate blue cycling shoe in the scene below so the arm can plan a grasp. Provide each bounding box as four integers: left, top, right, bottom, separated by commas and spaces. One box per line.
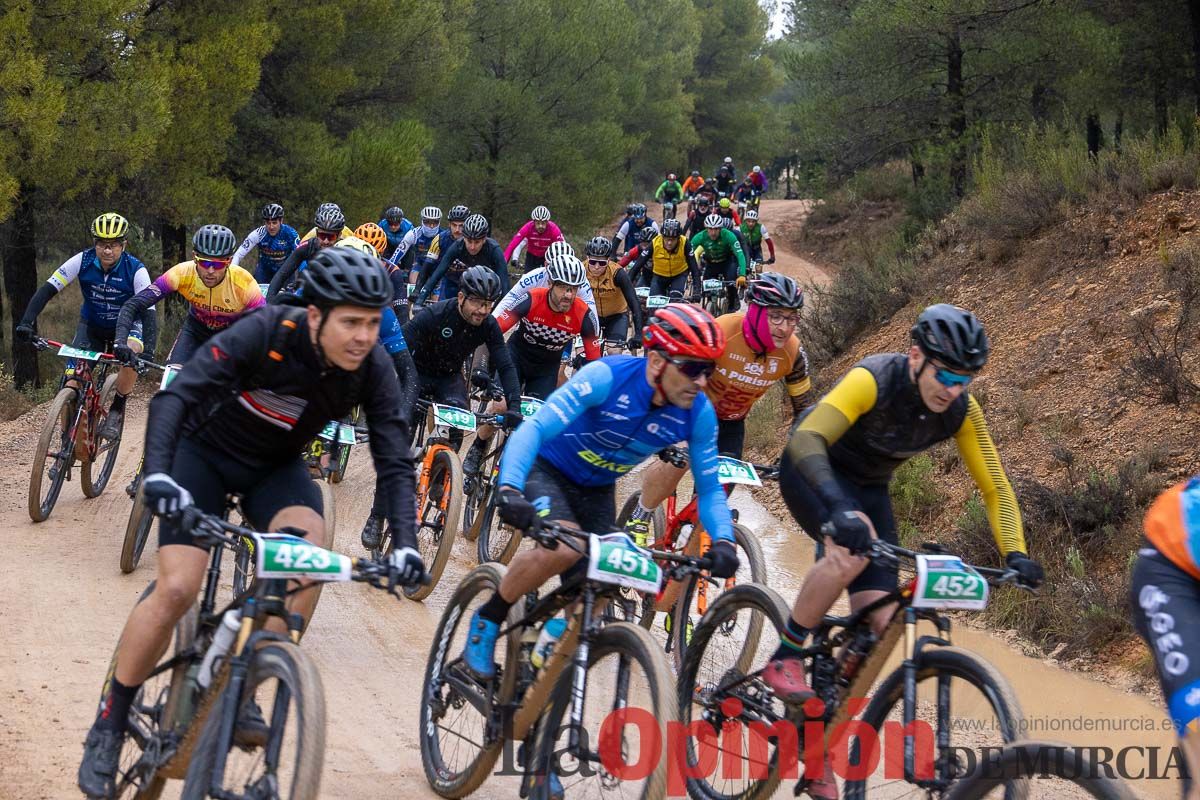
462, 608, 500, 680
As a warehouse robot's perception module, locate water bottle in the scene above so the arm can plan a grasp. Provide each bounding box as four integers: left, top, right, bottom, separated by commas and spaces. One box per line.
676, 523, 694, 551
197, 609, 242, 689
530, 618, 567, 670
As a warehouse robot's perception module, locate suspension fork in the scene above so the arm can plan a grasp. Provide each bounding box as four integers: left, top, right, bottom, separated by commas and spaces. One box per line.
566, 589, 596, 754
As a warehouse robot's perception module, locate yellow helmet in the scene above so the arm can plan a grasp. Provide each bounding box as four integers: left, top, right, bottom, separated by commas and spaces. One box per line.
354, 222, 389, 256
92, 212, 129, 240
335, 236, 379, 258
718, 198, 731, 209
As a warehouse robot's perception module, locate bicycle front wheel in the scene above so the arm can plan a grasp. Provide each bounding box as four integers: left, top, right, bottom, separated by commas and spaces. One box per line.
120, 485, 155, 574
406, 447, 463, 601
28, 387, 75, 522
844, 645, 1027, 800
944, 741, 1137, 800
82, 373, 123, 497
181, 641, 325, 800
528, 621, 677, 800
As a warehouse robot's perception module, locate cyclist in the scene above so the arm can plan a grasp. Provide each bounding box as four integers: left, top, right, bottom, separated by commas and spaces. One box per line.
416, 204, 470, 302
765, 305, 1042, 703
733, 174, 760, 212
503, 205, 565, 274
612, 203, 659, 255
749, 164, 768, 192
495, 240, 599, 334
690, 213, 747, 313
460, 303, 740, 674
681, 169, 705, 199
114, 225, 264, 371
625, 273, 811, 544
582, 236, 643, 354
232, 203, 300, 283
1132, 479, 1200, 797
716, 196, 742, 226
714, 160, 737, 197
685, 193, 714, 240
740, 209, 776, 265
379, 206, 412, 259
266, 204, 350, 298
462, 253, 600, 477
413, 213, 509, 308
15, 213, 155, 442
360, 266, 522, 549
388, 206, 442, 272
655, 173, 684, 218
626, 218, 702, 301
77, 248, 425, 799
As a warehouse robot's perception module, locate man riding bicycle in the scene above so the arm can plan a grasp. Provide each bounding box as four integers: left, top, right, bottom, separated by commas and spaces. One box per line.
691, 213, 748, 313
15, 212, 156, 442
655, 173, 684, 217
116, 225, 265, 370
625, 218, 702, 300
503, 205, 566, 273
765, 304, 1043, 798
625, 273, 812, 543
740, 209, 776, 264
379, 206, 412, 259
360, 265, 522, 550
77, 247, 425, 799
232, 203, 300, 283
612, 203, 659, 255
266, 203, 351, 298
582, 236, 643, 354
387, 206, 443, 275
413, 213, 509, 307
495, 240, 600, 336
299, 201, 355, 242
414, 204, 470, 303
681, 169, 705, 199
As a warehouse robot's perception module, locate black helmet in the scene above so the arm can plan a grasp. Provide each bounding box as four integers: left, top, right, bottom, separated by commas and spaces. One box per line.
261, 203, 284, 220
695, 195, 711, 208
192, 224, 237, 258
459, 266, 503, 300
462, 214, 488, 239
585, 236, 612, 259
384, 206, 405, 224
447, 204, 470, 222
691, 170, 700, 177
302, 247, 391, 309
661, 219, 682, 237
626, 203, 637, 216
745, 273, 803, 310
638, 227, 657, 243
911, 304, 990, 372
314, 203, 345, 231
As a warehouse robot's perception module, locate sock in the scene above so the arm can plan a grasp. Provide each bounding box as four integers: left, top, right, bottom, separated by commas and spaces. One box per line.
94, 676, 139, 733
629, 500, 653, 522
109, 392, 128, 413
771, 616, 808, 661
478, 591, 513, 624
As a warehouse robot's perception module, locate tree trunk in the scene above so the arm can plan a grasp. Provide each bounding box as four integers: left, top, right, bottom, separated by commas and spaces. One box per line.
1114, 110, 1124, 153
1086, 112, 1103, 161
1154, 78, 1169, 137
6, 187, 40, 388
946, 24, 967, 198
156, 217, 187, 320
1030, 85, 1050, 124
1188, 0, 1200, 115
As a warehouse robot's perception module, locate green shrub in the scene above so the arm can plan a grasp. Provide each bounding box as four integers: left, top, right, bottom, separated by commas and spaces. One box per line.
890, 454, 942, 547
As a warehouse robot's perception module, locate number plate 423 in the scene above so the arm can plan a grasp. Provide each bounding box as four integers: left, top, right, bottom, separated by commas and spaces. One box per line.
253, 533, 352, 581
912, 554, 988, 611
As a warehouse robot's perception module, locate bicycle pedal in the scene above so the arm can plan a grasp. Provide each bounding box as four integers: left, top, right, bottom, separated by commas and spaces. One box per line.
730, 508, 740, 524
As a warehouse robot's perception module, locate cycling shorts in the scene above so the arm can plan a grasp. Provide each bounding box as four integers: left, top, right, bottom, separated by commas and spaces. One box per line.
158, 438, 323, 550
512, 352, 559, 401
649, 273, 688, 299
166, 316, 216, 365
525, 457, 616, 537
598, 312, 629, 346
778, 450, 898, 594
523, 251, 545, 274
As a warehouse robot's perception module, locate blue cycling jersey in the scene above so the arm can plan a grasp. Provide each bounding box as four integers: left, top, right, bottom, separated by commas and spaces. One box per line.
49, 249, 150, 328
378, 305, 407, 355
379, 218, 414, 259
233, 224, 300, 283
499, 355, 734, 544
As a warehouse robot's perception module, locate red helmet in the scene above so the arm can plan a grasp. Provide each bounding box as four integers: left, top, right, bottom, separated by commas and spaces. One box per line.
643, 303, 725, 360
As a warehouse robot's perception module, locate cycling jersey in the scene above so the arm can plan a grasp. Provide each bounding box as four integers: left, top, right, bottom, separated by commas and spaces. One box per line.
403, 298, 521, 407
787, 353, 1025, 555
232, 224, 300, 282
388, 223, 442, 267
377, 305, 408, 355
681, 175, 705, 196
707, 312, 811, 421
586, 261, 641, 325
48, 249, 151, 328
265, 238, 323, 298
631, 233, 700, 281
144, 305, 418, 549
740, 222, 768, 249
495, 265, 599, 331
379, 217, 414, 259
498, 356, 734, 544
613, 218, 659, 254
152, 262, 265, 330
415, 237, 509, 305
655, 180, 683, 202
690, 228, 747, 274
503, 220, 565, 261
496, 287, 600, 366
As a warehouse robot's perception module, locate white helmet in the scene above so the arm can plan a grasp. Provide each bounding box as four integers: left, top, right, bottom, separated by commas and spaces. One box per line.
544, 240, 575, 262
531, 205, 551, 222
723, 156, 733, 164
752, 165, 762, 173
546, 253, 586, 286
421, 206, 442, 222
745, 209, 759, 220
704, 213, 724, 229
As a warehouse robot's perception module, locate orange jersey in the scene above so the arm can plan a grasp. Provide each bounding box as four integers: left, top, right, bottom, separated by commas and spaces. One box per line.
1145, 478, 1200, 580
705, 312, 812, 421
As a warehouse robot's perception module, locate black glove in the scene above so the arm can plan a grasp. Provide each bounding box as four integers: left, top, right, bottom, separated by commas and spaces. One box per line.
570, 353, 587, 371
501, 409, 523, 430
471, 369, 492, 390
496, 489, 538, 531
626, 336, 642, 352
1005, 551, 1044, 588
142, 473, 193, 517
828, 508, 872, 555
14, 322, 34, 342
388, 546, 427, 587
706, 540, 740, 578
114, 343, 137, 367
767, 257, 776, 265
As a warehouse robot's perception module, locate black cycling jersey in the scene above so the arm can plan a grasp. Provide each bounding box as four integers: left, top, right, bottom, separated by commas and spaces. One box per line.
144, 305, 418, 549
402, 299, 521, 408
414, 237, 509, 305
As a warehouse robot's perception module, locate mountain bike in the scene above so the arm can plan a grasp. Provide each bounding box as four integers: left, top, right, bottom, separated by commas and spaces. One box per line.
677, 539, 1038, 800
121, 362, 177, 574
28, 338, 138, 522
945, 741, 1137, 799
103, 506, 415, 800
302, 409, 365, 485
700, 277, 736, 317
616, 447, 770, 669
420, 521, 708, 799
662, 199, 679, 222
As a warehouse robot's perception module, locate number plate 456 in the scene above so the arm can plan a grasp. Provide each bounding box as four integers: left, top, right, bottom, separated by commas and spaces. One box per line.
912, 554, 988, 611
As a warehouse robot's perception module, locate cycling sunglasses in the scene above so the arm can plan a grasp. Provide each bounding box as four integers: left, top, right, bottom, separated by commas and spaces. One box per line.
667, 357, 717, 380
586, 258, 608, 267
196, 257, 231, 270
315, 230, 339, 243
934, 367, 972, 387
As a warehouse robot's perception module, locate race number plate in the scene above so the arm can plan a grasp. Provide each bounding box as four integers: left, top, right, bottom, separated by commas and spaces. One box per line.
647, 295, 669, 309
635, 287, 650, 299
159, 365, 180, 390
703, 279, 723, 293
252, 533, 351, 581
58, 345, 103, 361
258, 283, 271, 296
432, 404, 477, 431
587, 533, 662, 594
911, 555, 989, 611
317, 421, 358, 445
717, 457, 762, 486
407, 283, 416, 297
520, 396, 544, 417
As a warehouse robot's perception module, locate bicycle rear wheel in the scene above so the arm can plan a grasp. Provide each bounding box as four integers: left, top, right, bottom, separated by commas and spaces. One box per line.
944, 741, 1137, 799
475, 495, 524, 565
462, 431, 503, 544
181, 641, 325, 800
120, 485, 154, 574
406, 447, 463, 601
82, 374, 122, 497
28, 387, 76, 522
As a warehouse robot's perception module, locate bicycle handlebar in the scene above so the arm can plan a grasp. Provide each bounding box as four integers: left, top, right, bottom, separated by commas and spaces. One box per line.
656, 446, 780, 479
527, 520, 714, 582
34, 337, 117, 361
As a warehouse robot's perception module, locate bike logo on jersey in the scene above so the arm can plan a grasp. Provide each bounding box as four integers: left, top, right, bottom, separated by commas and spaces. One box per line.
441, 327, 453, 338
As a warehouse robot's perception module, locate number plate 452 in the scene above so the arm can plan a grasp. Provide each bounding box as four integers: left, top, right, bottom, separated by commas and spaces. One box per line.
912, 554, 988, 611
